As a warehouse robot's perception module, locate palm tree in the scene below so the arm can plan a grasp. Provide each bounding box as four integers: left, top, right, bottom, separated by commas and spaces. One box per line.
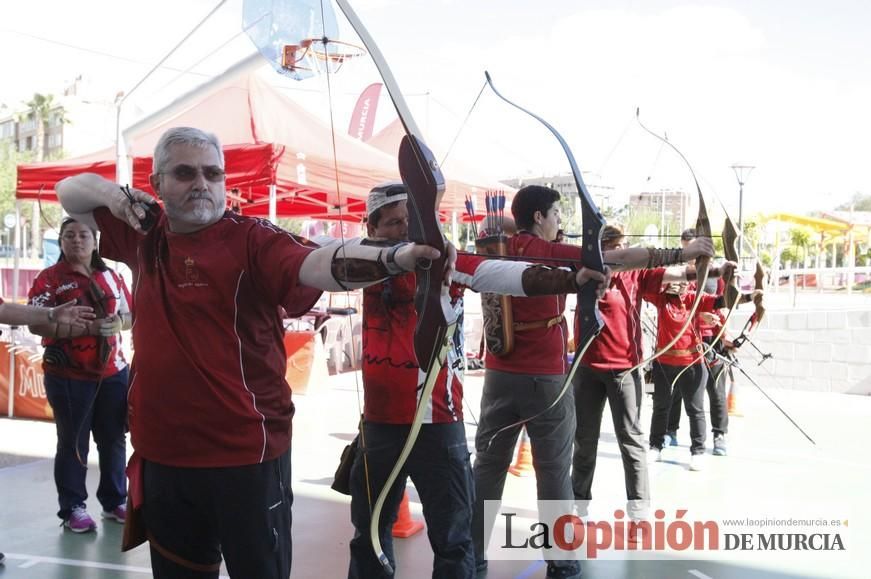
20, 93, 66, 258
789, 227, 813, 267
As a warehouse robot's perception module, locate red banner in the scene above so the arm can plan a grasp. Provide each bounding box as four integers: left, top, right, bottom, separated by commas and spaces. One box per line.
348, 83, 382, 141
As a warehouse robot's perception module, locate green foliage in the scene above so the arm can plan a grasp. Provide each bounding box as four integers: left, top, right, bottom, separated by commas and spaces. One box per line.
625, 208, 682, 246
274, 217, 306, 235
779, 247, 799, 266
836, 192, 871, 211
741, 218, 759, 248
0, 142, 30, 217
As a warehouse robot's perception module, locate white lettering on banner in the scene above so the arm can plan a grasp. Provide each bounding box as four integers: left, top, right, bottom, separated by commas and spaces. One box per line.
18, 362, 46, 398
355, 97, 371, 139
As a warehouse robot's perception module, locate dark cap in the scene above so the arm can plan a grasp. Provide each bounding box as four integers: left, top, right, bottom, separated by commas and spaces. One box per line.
680, 228, 697, 241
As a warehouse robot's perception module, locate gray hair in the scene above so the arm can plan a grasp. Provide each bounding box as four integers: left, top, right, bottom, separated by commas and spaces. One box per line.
153, 127, 224, 173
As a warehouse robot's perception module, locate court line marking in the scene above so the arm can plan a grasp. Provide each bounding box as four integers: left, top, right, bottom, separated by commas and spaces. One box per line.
4, 553, 229, 578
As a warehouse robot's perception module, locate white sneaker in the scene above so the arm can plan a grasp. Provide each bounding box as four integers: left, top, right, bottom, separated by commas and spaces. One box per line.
689, 454, 705, 471
647, 448, 662, 464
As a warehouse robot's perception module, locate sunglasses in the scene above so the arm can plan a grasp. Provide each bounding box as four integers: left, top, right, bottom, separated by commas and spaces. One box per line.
161, 164, 226, 183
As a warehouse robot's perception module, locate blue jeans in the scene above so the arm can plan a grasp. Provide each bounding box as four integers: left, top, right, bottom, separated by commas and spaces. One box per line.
44, 368, 128, 519
348, 421, 475, 579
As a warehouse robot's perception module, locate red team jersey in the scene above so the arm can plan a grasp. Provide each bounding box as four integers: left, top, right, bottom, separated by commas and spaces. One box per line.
579, 268, 666, 370
485, 232, 584, 376
95, 208, 322, 468
688, 277, 725, 338
28, 260, 132, 380
361, 252, 484, 424
641, 288, 718, 366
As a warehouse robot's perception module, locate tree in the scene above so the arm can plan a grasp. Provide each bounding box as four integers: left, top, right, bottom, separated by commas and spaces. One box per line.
18, 93, 67, 258
788, 227, 813, 267
836, 193, 871, 212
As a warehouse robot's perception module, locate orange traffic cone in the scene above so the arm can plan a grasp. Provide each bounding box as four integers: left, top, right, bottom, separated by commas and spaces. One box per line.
392, 491, 425, 538
508, 429, 534, 477
727, 381, 743, 417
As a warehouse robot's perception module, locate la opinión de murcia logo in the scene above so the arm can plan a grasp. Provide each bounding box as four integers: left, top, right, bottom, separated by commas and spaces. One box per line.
488, 505, 848, 560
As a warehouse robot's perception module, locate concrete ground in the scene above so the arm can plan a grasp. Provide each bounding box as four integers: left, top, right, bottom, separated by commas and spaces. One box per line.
1, 367, 869, 578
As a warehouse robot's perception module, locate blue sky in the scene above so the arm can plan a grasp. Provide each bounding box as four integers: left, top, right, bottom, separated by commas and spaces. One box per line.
2, 0, 869, 220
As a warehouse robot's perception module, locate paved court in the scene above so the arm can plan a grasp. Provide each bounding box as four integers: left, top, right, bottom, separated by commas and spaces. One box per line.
1, 369, 868, 578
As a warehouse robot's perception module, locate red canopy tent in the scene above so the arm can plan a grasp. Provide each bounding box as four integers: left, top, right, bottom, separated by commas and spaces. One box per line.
16, 74, 505, 220
17, 142, 277, 202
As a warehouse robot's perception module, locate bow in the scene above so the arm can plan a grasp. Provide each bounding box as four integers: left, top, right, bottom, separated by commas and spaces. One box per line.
667, 216, 741, 390
333, 1, 456, 573
624, 110, 711, 380
481, 71, 606, 447
732, 255, 767, 349
746, 260, 767, 332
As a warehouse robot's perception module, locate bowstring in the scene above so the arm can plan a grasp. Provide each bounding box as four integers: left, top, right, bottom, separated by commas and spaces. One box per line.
318, 0, 373, 513
620, 110, 711, 391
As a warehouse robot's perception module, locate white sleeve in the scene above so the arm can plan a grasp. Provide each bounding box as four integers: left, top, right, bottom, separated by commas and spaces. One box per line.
454, 259, 529, 296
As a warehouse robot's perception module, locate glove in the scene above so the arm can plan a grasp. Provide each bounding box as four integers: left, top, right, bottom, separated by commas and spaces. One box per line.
98, 315, 123, 337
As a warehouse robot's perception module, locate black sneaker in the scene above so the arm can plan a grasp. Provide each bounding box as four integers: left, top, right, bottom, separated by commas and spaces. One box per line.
713, 434, 727, 456
546, 562, 582, 578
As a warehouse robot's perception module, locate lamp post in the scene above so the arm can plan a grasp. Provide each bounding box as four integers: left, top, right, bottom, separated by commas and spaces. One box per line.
730, 164, 755, 262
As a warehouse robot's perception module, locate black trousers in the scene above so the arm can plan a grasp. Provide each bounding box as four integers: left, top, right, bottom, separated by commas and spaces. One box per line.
650, 362, 707, 455
572, 366, 649, 519
143, 450, 292, 579
348, 421, 475, 579
667, 339, 729, 436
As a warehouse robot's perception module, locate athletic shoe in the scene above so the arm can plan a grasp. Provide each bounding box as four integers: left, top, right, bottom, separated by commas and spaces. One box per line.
689, 454, 705, 471
648, 447, 663, 463
64, 507, 97, 533
546, 562, 582, 578
713, 434, 727, 456
102, 504, 127, 524
665, 431, 679, 446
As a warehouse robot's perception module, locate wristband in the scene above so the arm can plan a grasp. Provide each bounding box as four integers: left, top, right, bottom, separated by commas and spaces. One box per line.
383, 243, 411, 275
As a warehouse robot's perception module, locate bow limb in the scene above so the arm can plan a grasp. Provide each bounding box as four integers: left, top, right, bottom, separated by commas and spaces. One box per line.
482, 72, 605, 447
734, 243, 767, 342
749, 260, 766, 329
334, 1, 455, 573
624, 111, 711, 381
668, 217, 742, 390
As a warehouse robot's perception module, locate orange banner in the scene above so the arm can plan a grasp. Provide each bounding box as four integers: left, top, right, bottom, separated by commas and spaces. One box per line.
0, 342, 54, 420
284, 331, 317, 394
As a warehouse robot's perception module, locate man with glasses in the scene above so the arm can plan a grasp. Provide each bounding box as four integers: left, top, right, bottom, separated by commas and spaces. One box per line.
54, 127, 453, 579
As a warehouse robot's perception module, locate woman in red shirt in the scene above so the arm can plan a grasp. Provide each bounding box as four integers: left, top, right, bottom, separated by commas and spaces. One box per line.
28, 218, 132, 533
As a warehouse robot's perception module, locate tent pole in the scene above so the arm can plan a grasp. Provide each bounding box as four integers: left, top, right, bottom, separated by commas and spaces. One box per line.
12, 201, 21, 303
269, 184, 277, 223
8, 201, 22, 418
115, 99, 130, 185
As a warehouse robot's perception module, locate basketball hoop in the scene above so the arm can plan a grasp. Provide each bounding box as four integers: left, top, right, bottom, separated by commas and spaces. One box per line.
282, 37, 366, 75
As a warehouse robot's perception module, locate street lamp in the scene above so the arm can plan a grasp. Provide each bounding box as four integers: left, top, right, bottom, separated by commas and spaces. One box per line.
730, 164, 755, 262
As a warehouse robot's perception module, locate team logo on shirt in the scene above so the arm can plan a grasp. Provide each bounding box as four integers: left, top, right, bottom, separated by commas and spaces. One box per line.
184, 257, 199, 283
